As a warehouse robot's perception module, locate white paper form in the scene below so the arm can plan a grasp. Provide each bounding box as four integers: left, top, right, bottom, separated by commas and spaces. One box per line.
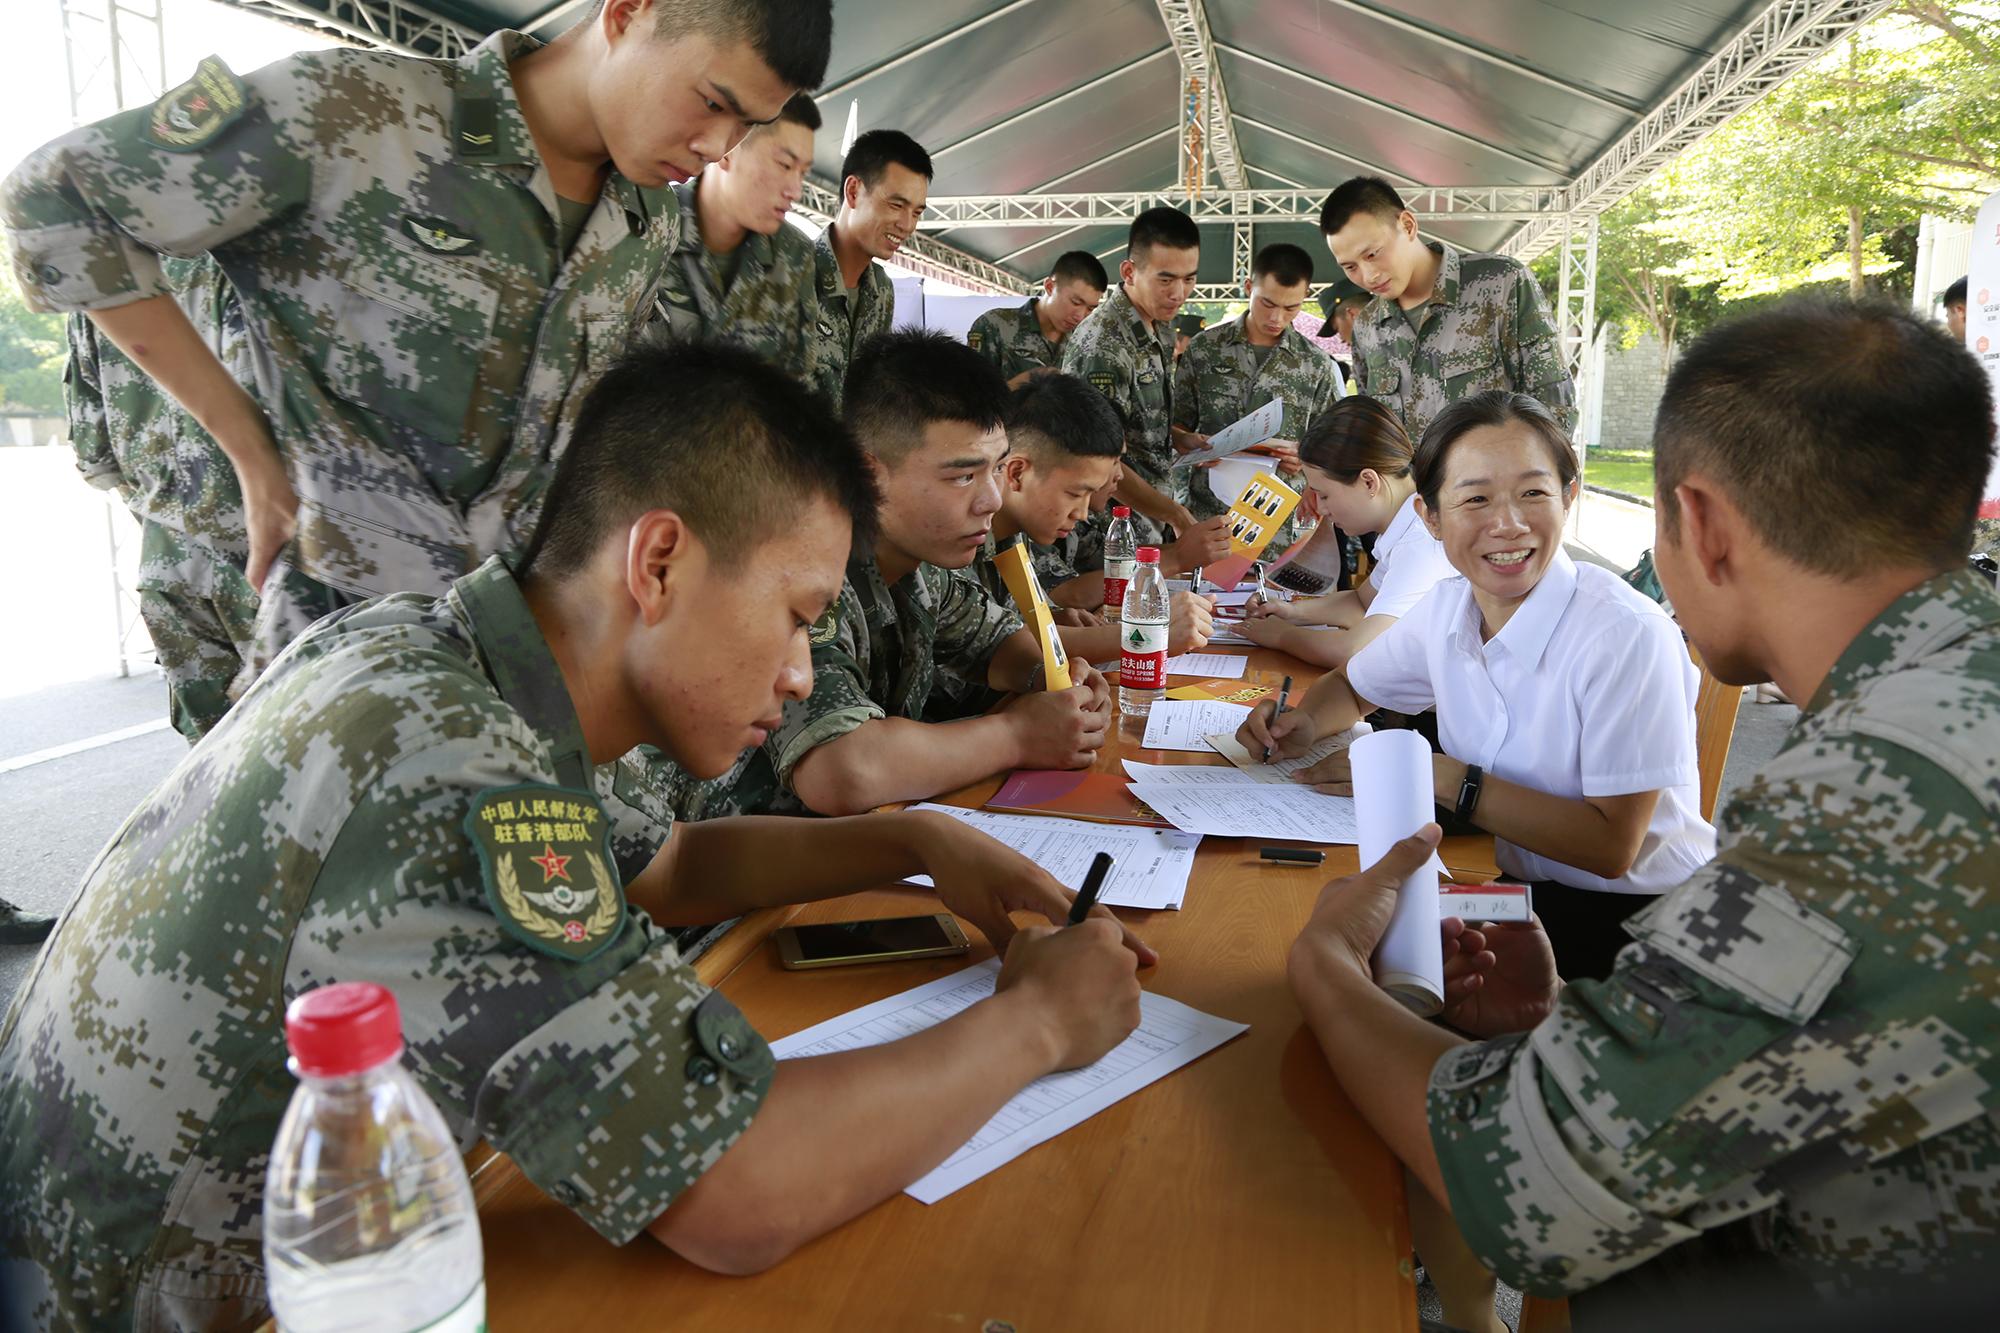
1204, 725, 1372, 784
1351, 729, 1444, 1015
1205, 622, 1256, 647
902, 804, 1200, 910
1122, 759, 1255, 786
1128, 781, 1361, 843
770, 959, 1248, 1203
1164, 652, 1250, 678
1140, 700, 1254, 751
1175, 397, 1284, 467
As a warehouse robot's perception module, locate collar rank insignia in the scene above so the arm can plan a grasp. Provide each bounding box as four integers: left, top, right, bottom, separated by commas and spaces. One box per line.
809, 604, 842, 646
403, 216, 480, 255
466, 783, 625, 962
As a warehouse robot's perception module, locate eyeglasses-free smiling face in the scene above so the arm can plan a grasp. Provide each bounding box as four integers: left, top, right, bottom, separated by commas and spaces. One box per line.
1420, 420, 1575, 631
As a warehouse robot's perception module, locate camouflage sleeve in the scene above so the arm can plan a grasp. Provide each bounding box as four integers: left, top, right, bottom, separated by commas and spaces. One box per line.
1503, 265, 1576, 432
1428, 731, 2000, 1296
2, 55, 313, 314
1063, 338, 1143, 451
965, 311, 1003, 367
1030, 537, 1079, 588
927, 564, 1024, 683
1171, 343, 1198, 431
63, 315, 121, 493
767, 589, 886, 787
299, 736, 770, 1247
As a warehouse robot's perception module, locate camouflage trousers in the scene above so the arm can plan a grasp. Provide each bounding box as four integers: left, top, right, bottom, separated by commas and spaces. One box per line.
136, 522, 259, 742
235, 553, 354, 693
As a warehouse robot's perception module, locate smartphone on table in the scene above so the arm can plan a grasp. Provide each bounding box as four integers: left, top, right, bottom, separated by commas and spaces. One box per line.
774, 914, 971, 970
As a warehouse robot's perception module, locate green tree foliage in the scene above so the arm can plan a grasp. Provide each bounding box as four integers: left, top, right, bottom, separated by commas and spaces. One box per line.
0, 271, 66, 415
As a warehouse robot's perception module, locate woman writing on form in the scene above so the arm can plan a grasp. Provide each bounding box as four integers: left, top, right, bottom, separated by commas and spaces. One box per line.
1237, 391, 1715, 979
1236, 397, 1456, 670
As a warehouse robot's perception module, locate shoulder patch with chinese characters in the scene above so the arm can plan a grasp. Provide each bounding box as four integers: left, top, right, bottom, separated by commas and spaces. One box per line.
967, 330, 984, 351
144, 57, 247, 153
465, 783, 626, 962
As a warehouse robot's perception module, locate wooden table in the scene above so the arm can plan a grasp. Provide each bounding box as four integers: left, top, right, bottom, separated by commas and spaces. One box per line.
473, 647, 1497, 1331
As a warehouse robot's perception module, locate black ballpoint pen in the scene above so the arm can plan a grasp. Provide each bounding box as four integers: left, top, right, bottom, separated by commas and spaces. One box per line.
1067, 852, 1115, 926
1263, 674, 1293, 762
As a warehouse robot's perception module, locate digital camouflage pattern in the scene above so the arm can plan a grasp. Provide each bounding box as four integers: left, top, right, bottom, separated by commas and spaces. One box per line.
807, 224, 895, 411
924, 534, 1018, 721
1173, 317, 1341, 552
766, 550, 1022, 802
1062, 284, 1177, 534
3, 32, 679, 677
0, 557, 770, 1331
650, 176, 827, 397
1429, 570, 2000, 1300
65, 257, 258, 740
966, 297, 1059, 381
1033, 505, 1110, 596
1351, 242, 1575, 448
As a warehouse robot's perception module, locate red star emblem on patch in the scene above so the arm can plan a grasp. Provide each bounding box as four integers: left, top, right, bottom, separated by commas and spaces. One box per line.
530, 843, 572, 883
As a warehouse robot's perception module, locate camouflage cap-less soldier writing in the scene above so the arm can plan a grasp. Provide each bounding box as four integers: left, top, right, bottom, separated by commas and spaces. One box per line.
809, 129, 931, 409
1283, 300, 2000, 1325
966, 251, 1110, 386
0, 341, 1155, 1333
1319, 176, 1575, 447
3, 0, 825, 686
650, 93, 825, 393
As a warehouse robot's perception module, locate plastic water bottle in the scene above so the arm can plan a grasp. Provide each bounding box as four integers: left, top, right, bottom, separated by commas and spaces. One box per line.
265, 982, 486, 1333
1119, 545, 1170, 718
1102, 505, 1137, 624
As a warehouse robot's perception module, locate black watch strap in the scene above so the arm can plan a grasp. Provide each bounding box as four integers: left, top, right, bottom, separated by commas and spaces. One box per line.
1454, 764, 1485, 823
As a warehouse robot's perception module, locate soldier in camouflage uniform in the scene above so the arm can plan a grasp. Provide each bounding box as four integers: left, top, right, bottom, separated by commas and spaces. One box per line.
965, 250, 1109, 386
1174, 243, 1342, 555
3, 4, 828, 686
0, 342, 1151, 1333
761, 332, 1113, 817
1286, 301, 2000, 1326
1319, 176, 1575, 447
808, 129, 930, 409
65, 257, 258, 742
1062, 207, 1211, 547
650, 92, 827, 397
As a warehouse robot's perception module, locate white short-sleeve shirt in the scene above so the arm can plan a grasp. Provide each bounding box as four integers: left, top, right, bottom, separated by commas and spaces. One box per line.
1365, 492, 1458, 620
1346, 549, 1716, 895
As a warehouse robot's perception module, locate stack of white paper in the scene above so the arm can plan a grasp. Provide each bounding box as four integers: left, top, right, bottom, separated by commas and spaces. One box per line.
1126, 781, 1360, 844
1165, 652, 1250, 678
1351, 730, 1445, 1015
1139, 700, 1254, 751
903, 804, 1200, 910
771, 959, 1248, 1202
1205, 725, 1370, 783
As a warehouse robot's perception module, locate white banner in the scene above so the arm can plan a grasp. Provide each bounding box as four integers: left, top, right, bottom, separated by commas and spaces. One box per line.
1969, 189, 2000, 520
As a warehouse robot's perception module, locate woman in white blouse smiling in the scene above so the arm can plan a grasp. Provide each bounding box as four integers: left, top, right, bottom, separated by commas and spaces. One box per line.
1238, 391, 1716, 978
1237, 396, 1458, 670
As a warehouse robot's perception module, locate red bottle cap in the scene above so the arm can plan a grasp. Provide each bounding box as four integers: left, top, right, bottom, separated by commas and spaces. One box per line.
1136, 546, 1161, 563
1111, 506, 1131, 518
285, 982, 405, 1079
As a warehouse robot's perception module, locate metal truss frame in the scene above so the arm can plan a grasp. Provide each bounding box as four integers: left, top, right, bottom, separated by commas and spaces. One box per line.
1156, 0, 1246, 192
228, 0, 478, 57
797, 182, 1021, 295
914, 186, 1569, 228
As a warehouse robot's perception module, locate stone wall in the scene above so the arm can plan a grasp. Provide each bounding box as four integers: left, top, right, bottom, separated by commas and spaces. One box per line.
1597, 330, 1672, 452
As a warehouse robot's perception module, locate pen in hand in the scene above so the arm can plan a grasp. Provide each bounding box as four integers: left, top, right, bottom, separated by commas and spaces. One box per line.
1067, 852, 1115, 926
1263, 674, 1293, 763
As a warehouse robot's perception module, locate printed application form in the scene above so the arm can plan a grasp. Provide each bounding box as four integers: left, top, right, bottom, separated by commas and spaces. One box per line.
769, 959, 1248, 1203
902, 804, 1200, 910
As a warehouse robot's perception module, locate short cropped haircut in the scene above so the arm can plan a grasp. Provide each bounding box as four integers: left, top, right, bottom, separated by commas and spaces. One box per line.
1253, 242, 1315, 289
845, 329, 1010, 465
841, 129, 933, 192
1654, 298, 1996, 576
1128, 206, 1200, 265
1942, 275, 1968, 309
1299, 396, 1413, 482
1005, 373, 1123, 462
592, 0, 832, 92
1319, 176, 1406, 236
1411, 391, 1578, 515
518, 340, 877, 578
774, 91, 821, 132
1050, 250, 1110, 292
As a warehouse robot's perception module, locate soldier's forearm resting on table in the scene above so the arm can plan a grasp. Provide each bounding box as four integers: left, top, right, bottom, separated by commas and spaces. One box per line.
632, 809, 950, 923
648, 984, 1064, 1274
1291, 950, 1460, 1209
86, 296, 276, 473
788, 714, 1030, 817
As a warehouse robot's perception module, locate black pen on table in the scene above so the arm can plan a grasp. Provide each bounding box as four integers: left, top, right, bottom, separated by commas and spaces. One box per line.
1259, 847, 1324, 865
1067, 852, 1115, 926
1262, 673, 1293, 762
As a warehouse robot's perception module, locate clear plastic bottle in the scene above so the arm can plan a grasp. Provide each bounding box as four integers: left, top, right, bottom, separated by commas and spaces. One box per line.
1119, 545, 1171, 718
1102, 505, 1137, 625
265, 982, 485, 1333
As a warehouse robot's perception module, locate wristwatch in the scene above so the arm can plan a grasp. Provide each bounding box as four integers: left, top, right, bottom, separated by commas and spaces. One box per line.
1454, 764, 1485, 823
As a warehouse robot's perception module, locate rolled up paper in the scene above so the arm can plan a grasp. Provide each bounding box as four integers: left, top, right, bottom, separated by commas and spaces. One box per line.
1350, 729, 1444, 1015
